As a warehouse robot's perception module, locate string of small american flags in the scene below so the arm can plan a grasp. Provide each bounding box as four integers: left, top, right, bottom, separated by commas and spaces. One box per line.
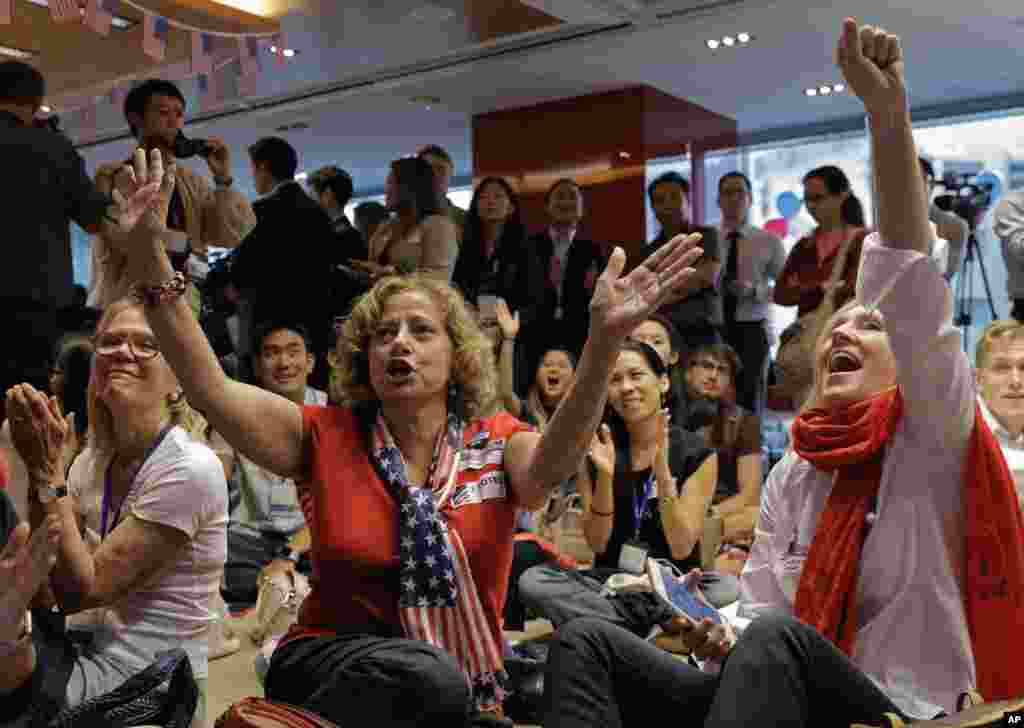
0, 0, 298, 137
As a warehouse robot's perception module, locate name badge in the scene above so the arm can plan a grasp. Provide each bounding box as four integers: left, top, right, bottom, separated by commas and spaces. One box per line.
619, 540, 648, 575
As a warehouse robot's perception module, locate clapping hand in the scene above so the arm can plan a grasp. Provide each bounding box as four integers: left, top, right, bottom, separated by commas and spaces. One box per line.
653, 408, 673, 489
836, 18, 907, 117
587, 424, 616, 477
6, 384, 71, 486
495, 298, 520, 340
0, 516, 61, 644
589, 235, 703, 341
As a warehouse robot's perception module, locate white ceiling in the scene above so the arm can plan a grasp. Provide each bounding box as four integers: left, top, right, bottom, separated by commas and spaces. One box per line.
76, 0, 1024, 196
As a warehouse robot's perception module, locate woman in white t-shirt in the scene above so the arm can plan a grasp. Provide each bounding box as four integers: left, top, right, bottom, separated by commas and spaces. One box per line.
4, 298, 227, 726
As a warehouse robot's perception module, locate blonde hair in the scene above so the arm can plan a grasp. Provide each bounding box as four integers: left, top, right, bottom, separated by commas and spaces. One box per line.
976, 320, 1024, 370
332, 275, 497, 418
88, 299, 208, 456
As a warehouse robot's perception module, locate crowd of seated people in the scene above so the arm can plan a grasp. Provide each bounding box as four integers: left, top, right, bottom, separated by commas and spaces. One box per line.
5, 18, 1024, 728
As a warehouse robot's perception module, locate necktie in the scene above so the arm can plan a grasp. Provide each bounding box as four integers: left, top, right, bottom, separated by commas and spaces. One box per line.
724, 231, 741, 325
549, 252, 563, 292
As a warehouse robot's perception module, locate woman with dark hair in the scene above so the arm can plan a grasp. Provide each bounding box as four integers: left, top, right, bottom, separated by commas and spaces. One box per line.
452, 177, 528, 310
357, 157, 459, 283
1, 337, 93, 520
774, 164, 868, 318
519, 339, 738, 638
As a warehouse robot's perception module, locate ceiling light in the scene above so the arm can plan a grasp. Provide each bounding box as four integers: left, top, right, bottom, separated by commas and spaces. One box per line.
805, 88, 818, 97
833, 83, 845, 93
269, 46, 298, 58
0, 44, 37, 60
40, 105, 51, 113
618, 151, 631, 159
722, 36, 735, 46
26, 0, 134, 29
819, 85, 832, 95
737, 32, 751, 43
706, 38, 720, 49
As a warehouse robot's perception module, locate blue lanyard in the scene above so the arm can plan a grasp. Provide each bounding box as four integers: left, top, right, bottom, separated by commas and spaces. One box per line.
101, 424, 174, 539
633, 472, 657, 530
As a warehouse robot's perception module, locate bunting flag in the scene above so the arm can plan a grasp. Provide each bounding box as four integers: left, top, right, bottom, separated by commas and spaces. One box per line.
143, 13, 169, 61
0, 0, 11, 25
238, 36, 262, 77
197, 72, 218, 111
191, 31, 214, 75
49, 0, 80, 22
84, 0, 118, 36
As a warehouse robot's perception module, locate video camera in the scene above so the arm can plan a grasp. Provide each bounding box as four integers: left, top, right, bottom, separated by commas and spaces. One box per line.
933, 172, 995, 229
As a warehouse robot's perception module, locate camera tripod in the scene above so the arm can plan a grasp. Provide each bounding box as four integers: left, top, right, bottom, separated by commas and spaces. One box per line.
954, 228, 999, 352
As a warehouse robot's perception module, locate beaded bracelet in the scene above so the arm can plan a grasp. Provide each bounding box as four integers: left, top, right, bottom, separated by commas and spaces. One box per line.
134, 272, 187, 306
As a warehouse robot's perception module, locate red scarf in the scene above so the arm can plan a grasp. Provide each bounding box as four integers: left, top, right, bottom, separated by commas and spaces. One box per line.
792, 389, 1024, 701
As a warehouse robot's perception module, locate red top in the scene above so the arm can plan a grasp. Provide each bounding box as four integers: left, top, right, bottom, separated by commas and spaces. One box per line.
283, 406, 532, 650
774, 227, 866, 316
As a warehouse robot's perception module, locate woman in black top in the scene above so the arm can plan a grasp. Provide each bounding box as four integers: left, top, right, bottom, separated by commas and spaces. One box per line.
518, 341, 737, 636
451, 177, 528, 309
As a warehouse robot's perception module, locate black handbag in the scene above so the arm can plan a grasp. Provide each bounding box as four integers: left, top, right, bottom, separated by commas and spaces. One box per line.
47, 648, 198, 728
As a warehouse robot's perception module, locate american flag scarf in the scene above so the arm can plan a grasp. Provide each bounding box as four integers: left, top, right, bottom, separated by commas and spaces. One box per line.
368, 411, 508, 711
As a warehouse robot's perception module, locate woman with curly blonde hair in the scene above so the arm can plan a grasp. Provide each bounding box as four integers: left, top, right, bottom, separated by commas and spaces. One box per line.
98, 146, 704, 726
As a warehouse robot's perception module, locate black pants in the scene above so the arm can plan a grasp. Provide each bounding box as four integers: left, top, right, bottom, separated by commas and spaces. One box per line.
543, 615, 910, 728
504, 537, 554, 632
222, 529, 310, 607
265, 632, 471, 728
724, 320, 770, 413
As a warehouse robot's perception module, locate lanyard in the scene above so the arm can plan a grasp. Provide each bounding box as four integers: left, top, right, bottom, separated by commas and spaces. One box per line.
633, 472, 657, 530
100, 424, 174, 539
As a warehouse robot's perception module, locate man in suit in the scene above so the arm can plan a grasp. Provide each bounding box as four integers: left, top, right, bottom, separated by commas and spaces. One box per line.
522, 178, 605, 368
230, 137, 334, 386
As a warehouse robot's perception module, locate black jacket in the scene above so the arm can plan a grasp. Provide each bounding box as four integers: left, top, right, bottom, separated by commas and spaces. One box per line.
523, 231, 606, 353
0, 112, 109, 309
230, 181, 334, 331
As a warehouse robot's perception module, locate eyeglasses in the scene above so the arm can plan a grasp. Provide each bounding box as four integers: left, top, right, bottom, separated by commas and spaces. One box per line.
93, 334, 161, 361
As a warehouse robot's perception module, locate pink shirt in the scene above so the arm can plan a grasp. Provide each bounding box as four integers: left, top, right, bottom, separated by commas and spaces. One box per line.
739, 234, 976, 719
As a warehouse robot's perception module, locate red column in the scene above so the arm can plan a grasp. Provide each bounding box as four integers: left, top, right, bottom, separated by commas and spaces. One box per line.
473, 85, 737, 263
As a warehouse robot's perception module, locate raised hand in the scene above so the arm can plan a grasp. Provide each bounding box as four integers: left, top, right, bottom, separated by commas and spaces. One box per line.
104, 148, 177, 253
653, 408, 673, 486
587, 423, 616, 477
0, 516, 61, 643
836, 18, 907, 116
495, 298, 520, 340
589, 234, 703, 341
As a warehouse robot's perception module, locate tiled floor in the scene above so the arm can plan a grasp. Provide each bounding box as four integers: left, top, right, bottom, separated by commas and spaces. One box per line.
205, 612, 552, 728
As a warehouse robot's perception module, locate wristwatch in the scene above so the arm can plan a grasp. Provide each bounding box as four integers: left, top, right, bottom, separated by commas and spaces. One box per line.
37, 484, 69, 504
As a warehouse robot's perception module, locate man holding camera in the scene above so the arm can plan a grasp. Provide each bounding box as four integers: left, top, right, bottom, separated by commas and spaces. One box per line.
0, 61, 112, 419
995, 187, 1024, 322
89, 79, 256, 314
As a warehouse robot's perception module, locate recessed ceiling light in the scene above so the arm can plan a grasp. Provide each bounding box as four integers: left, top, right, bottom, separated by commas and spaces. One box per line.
833, 83, 845, 93
819, 85, 832, 95
706, 38, 720, 49
26, 0, 134, 29
737, 32, 751, 43
618, 151, 631, 159
805, 88, 818, 97
39, 105, 51, 113
0, 44, 38, 60
722, 35, 735, 46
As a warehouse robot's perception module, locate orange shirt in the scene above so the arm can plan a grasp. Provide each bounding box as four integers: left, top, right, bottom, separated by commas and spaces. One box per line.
283, 406, 532, 651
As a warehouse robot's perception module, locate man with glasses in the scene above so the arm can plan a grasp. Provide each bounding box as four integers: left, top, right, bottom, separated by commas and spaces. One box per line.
682, 343, 762, 565
717, 172, 786, 414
